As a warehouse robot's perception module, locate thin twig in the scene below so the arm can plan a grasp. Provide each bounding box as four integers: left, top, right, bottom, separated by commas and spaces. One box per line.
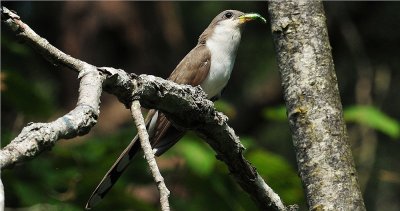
130, 100, 170, 211
1, 6, 87, 72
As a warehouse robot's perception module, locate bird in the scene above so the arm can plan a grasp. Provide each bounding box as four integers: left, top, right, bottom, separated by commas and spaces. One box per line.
86, 9, 265, 209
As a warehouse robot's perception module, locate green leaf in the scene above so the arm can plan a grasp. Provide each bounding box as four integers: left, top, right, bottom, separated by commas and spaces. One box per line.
262, 105, 287, 122
344, 105, 400, 138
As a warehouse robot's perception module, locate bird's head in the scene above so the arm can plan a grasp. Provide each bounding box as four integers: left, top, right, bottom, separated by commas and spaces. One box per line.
211, 10, 266, 29
198, 10, 266, 45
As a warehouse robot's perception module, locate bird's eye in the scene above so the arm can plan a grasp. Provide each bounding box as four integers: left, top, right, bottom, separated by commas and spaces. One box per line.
224, 12, 233, 19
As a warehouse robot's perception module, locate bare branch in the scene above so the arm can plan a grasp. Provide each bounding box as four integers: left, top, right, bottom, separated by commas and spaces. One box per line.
130, 100, 170, 211
1, 6, 291, 210
0, 66, 103, 169
1, 6, 103, 168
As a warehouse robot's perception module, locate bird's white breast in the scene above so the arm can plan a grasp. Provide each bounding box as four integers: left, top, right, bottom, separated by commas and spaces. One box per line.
201, 23, 242, 99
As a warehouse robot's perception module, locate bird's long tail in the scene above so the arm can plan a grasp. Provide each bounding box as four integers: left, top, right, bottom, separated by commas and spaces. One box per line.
85, 136, 141, 209
85, 110, 184, 209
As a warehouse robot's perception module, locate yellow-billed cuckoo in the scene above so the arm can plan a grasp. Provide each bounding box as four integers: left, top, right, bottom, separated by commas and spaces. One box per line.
86, 10, 266, 209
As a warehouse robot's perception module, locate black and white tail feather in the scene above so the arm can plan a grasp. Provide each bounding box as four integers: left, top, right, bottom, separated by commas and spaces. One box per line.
85, 110, 184, 209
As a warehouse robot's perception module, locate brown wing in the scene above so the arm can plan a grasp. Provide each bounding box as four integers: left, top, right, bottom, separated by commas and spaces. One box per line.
150, 44, 211, 154
168, 44, 211, 85
150, 112, 185, 156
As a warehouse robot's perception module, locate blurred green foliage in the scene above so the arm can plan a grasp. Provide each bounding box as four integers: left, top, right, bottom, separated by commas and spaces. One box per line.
247, 150, 303, 204
263, 105, 400, 139
174, 136, 216, 177
344, 106, 400, 139
2, 70, 57, 118
214, 100, 237, 118
262, 105, 287, 122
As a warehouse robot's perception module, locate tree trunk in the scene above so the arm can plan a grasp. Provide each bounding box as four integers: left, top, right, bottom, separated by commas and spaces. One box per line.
267, 1, 366, 210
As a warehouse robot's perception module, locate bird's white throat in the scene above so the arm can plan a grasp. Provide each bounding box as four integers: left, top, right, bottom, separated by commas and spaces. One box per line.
201, 22, 242, 99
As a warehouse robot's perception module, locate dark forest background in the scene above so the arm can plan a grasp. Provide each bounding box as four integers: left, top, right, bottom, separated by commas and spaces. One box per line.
1, 2, 399, 211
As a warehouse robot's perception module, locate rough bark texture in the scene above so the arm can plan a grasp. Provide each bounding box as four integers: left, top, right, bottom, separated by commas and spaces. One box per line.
1, 6, 289, 210
267, 1, 365, 210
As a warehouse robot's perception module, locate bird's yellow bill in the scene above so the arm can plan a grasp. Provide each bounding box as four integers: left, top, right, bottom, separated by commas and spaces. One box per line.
239, 13, 267, 23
